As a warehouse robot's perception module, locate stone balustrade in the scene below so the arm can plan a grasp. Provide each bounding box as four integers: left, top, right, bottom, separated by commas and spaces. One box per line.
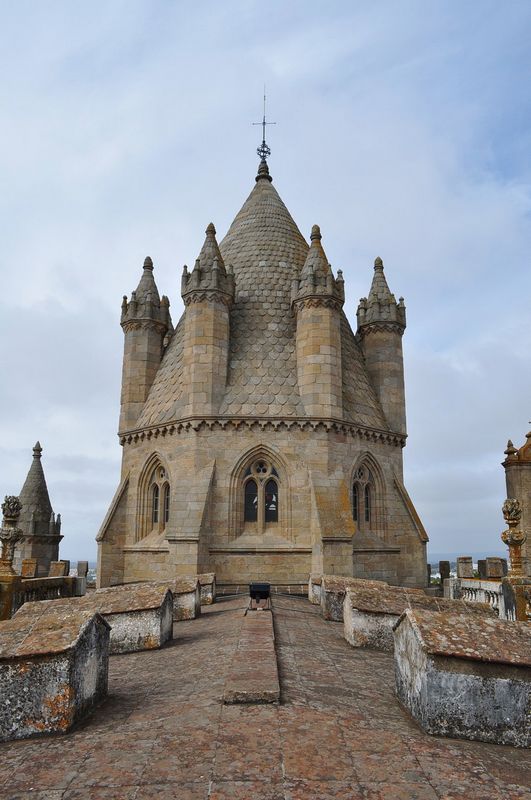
444, 577, 513, 620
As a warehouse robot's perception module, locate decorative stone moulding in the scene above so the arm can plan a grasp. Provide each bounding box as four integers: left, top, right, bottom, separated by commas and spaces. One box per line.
0, 496, 23, 576
501, 498, 527, 577
119, 417, 407, 448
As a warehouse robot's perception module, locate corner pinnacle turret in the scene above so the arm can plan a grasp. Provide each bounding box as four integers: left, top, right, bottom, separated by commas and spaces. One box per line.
291, 224, 344, 310
181, 223, 235, 306
357, 257, 406, 332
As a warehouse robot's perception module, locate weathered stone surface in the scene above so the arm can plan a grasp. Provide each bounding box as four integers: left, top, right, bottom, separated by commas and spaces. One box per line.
223, 610, 279, 704
0, 600, 109, 741
308, 573, 322, 604
143, 577, 201, 621
486, 556, 504, 578
394, 608, 531, 747
0, 596, 529, 796
91, 584, 174, 653
198, 572, 216, 605
48, 560, 68, 577
77, 560, 89, 578
343, 584, 495, 652
320, 574, 389, 621
456, 556, 474, 578
20, 558, 38, 578
17, 583, 174, 654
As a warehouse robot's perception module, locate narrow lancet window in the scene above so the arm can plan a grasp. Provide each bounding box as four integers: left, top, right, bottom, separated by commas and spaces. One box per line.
163, 485, 170, 524
352, 484, 359, 521
244, 480, 258, 522
364, 485, 371, 523
152, 484, 160, 524
265, 479, 278, 523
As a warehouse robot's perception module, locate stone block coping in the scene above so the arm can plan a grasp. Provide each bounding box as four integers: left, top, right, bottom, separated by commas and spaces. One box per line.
139, 579, 201, 621
16, 584, 174, 655
198, 573, 215, 585
1, 601, 110, 659
394, 608, 531, 747
343, 585, 496, 652
223, 611, 280, 704
396, 607, 531, 667
321, 575, 390, 621
0, 603, 110, 742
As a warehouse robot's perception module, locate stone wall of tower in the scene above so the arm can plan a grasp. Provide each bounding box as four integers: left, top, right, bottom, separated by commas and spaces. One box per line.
292, 225, 345, 419
295, 300, 343, 418
357, 258, 407, 435
503, 434, 531, 576
181, 298, 231, 417
98, 425, 428, 589
180, 223, 234, 417
358, 326, 406, 434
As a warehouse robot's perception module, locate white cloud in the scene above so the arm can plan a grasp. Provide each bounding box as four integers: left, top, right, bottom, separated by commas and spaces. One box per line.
0, 1, 530, 563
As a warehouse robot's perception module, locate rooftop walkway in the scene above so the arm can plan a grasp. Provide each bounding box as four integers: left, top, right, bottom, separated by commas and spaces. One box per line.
0, 596, 529, 799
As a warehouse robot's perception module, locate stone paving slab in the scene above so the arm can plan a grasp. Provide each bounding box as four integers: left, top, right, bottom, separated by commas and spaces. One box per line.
0, 596, 529, 799
223, 610, 280, 704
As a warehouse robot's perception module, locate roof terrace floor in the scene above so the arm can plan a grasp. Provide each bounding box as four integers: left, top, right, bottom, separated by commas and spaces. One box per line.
0, 595, 529, 799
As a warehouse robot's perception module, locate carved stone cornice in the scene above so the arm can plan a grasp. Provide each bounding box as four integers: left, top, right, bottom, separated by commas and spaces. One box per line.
121, 318, 168, 335
182, 289, 233, 308
119, 415, 406, 448
357, 321, 405, 338
292, 295, 343, 314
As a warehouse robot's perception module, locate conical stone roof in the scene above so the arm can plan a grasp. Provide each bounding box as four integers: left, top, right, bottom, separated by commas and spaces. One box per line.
18, 442, 54, 536
136, 165, 387, 429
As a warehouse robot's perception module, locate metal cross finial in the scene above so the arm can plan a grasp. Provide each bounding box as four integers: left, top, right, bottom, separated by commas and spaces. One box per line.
252, 86, 276, 161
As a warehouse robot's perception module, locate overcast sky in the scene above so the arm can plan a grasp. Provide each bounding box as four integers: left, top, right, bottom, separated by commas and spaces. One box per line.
1, 1, 530, 563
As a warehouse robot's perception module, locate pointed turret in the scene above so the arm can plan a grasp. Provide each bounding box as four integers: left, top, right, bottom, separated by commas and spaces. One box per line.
357, 257, 407, 434
180, 223, 235, 417
119, 257, 172, 433
14, 442, 63, 576
292, 225, 344, 418
181, 224, 234, 305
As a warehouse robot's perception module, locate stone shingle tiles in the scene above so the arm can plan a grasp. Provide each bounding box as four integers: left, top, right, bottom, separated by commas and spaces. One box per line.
137, 169, 388, 429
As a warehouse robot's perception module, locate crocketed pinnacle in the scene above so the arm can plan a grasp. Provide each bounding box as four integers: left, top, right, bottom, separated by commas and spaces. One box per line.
293, 224, 344, 306
181, 222, 235, 301
121, 257, 172, 331
195, 223, 227, 275
357, 256, 406, 330
19, 441, 53, 525
300, 224, 332, 285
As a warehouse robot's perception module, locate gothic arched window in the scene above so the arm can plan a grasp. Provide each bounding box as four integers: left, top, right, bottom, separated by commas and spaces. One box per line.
146, 465, 170, 535
353, 465, 375, 532
245, 479, 258, 522
242, 459, 280, 531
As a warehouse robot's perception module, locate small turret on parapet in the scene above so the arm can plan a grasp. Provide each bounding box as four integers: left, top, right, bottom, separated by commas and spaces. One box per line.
357, 258, 407, 434
180, 223, 235, 417
292, 225, 344, 418
14, 442, 63, 576
119, 257, 172, 433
